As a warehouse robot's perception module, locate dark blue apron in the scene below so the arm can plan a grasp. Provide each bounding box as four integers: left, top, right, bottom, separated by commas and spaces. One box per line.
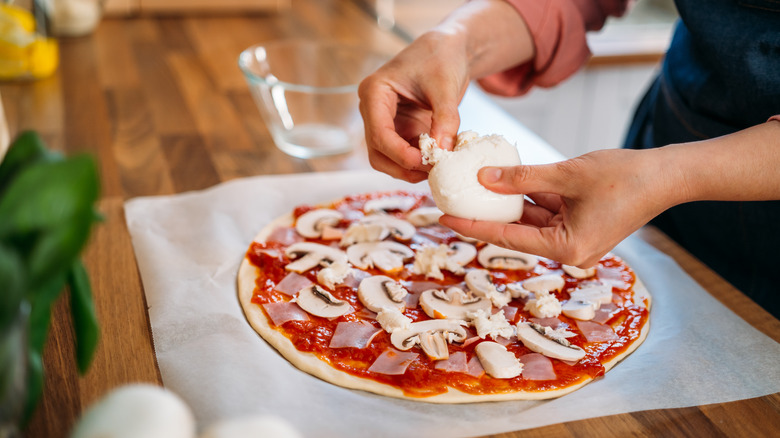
623, 0, 780, 317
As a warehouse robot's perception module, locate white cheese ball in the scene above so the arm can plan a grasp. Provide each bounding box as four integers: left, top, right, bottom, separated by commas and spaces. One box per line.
426, 133, 524, 222
71, 384, 196, 438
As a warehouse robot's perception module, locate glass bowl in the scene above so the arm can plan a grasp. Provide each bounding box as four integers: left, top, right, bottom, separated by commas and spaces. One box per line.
239, 40, 388, 159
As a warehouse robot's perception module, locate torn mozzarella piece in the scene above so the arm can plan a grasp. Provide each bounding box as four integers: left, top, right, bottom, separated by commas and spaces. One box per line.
316, 261, 352, 290
467, 309, 514, 340
523, 289, 562, 318
474, 341, 523, 379
412, 242, 475, 280
420, 131, 524, 223
376, 308, 412, 333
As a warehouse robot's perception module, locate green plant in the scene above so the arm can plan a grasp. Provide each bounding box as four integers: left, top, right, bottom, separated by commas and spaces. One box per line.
0, 131, 101, 424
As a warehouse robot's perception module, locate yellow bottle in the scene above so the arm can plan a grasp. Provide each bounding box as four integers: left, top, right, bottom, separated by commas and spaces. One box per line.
0, 3, 58, 80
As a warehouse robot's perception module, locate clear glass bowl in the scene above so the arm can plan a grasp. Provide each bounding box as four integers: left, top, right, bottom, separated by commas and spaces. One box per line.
239, 40, 388, 159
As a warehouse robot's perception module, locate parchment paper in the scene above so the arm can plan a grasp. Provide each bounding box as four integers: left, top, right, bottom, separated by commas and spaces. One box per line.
125, 170, 780, 437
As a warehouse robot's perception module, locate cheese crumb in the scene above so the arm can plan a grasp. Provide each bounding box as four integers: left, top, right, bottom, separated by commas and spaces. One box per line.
468, 309, 515, 340
524, 290, 562, 318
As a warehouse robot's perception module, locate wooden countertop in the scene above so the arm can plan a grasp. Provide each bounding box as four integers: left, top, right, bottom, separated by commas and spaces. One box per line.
3, 0, 778, 436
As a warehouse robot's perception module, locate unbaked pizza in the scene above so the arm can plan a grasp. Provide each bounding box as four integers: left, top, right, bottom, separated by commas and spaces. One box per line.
237, 190, 650, 402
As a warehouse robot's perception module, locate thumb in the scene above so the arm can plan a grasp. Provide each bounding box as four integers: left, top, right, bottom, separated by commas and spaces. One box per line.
478, 164, 562, 195
429, 102, 460, 151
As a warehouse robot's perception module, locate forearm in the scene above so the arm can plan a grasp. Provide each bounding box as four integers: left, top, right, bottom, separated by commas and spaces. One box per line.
430, 0, 534, 80
659, 120, 780, 206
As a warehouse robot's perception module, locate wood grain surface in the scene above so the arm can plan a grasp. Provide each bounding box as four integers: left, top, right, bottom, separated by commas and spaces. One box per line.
2, 0, 777, 436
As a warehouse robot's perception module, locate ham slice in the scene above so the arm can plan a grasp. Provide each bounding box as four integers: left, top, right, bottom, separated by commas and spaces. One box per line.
466, 356, 485, 378
262, 302, 309, 326
343, 269, 371, 289
500, 306, 519, 322
529, 317, 563, 329
274, 272, 313, 296
434, 351, 469, 373
576, 320, 619, 343
368, 349, 418, 375
592, 302, 618, 324
329, 321, 382, 349
519, 353, 556, 381
267, 226, 303, 246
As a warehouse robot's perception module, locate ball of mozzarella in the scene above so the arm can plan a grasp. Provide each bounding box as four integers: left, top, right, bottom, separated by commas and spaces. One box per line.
71, 384, 196, 438
422, 132, 524, 223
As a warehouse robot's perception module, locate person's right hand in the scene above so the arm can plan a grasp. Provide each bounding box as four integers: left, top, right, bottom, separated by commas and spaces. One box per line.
358, 31, 469, 183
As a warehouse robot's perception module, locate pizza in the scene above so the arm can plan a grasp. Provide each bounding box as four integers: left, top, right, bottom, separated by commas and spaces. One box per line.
237, 190, 651, 402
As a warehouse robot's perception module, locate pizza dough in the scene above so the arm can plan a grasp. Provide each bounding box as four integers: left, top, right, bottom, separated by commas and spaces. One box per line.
237, 191, 651, 403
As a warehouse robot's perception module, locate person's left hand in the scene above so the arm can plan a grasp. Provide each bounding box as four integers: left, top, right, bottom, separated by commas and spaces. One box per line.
439, 148, 681, 267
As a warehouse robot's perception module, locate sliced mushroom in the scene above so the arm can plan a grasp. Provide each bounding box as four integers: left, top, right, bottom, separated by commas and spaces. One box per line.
569, 282, 612, 306
390, 319, 467, 360
364, 196, 417, 213
360, 215, 416, 241
357, 275, 407, 313
406, 206, 443, 227
295, 209, 344, 239
474, 341, 523, 379
465, 269, 511, 308
522, 274, 565, 293
506, 282, 531, 299
419, 287, 491, 320
515, 322, 586, 362
477, 244, 538, 270
562, 264, 597, 279
295, 284, 353, 318
376, 307, 412, 333
561, 299, 598, 320
448, 241, 477, 266
284, 242, 348, 273
346, 241, 414, 273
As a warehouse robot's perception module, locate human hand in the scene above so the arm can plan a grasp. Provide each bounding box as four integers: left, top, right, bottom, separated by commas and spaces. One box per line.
358, 31, 469, 183
439, 148, 680, 267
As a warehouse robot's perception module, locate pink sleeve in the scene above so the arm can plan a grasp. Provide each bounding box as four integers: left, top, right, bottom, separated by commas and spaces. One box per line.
478, 0, 631, 97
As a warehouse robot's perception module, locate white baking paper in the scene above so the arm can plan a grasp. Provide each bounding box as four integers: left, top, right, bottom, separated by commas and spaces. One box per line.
125, 170, 780, 438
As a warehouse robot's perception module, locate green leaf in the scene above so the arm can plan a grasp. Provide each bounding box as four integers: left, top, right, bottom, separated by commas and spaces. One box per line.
0, 244, 25, 332
0, 131, 61, 194
0, 154, 99, 239
68, 260, 99, 374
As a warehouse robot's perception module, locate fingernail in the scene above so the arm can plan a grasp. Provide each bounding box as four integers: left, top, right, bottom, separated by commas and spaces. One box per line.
480, 167, 502, 183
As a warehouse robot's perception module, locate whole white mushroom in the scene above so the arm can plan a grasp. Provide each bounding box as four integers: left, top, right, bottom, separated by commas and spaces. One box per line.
420, 131, 524, 223
70, 384, 196, 438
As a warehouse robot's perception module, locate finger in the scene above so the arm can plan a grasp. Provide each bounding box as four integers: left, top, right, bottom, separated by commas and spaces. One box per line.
477, 163, 566, 196
428, 100, 461, 152
440, 214, 566, 260
519, 203, 556, 228
359, 81, 428, 172
367, 147, 429, 183
526, 192, 563, 212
